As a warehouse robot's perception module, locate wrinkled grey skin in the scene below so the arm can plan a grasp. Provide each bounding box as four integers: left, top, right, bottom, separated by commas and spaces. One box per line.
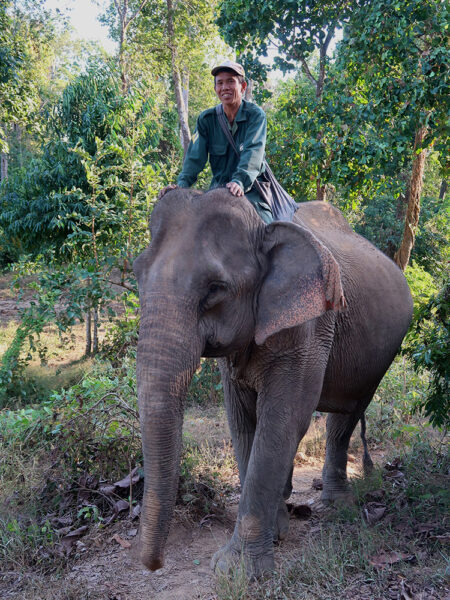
133, 188, 413, 577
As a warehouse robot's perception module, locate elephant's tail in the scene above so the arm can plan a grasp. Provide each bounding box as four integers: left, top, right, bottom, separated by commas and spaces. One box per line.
360, 413, 374, 475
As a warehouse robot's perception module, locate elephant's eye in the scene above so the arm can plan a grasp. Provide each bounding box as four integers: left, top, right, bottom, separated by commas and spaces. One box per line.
208, 283, 221, 294
200, 281, 228, 311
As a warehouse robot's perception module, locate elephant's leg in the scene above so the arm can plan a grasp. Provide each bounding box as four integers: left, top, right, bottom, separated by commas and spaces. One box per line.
212, 363, 320, 578
217, 359, 257, 488
321, 411, 362, 503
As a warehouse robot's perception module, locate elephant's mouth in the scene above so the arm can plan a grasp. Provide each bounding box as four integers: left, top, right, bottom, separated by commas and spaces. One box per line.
203, 338, 225, 357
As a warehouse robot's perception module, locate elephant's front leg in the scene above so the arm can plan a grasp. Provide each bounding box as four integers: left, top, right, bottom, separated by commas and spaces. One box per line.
218, 359, 257, 488
219, 361, 292, 542
212, 364, 320, 578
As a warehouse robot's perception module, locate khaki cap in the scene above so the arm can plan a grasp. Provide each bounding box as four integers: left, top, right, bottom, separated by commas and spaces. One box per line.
211, 60, 245, 78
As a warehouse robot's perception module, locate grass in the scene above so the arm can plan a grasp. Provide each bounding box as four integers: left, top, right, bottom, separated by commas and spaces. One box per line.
0, 320, 98, 406
366, 355, 432, 447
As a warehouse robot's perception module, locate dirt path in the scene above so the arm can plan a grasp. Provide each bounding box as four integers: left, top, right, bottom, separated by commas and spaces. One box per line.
61, 462, 361, 600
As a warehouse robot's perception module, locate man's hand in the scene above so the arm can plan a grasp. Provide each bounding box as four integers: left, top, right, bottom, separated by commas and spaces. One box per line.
158, 184, 178, 200
226, 181, 244, 197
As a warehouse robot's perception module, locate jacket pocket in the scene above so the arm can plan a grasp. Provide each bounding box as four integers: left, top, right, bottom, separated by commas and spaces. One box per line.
210, 144, 227, 156
209, 144, 228, 174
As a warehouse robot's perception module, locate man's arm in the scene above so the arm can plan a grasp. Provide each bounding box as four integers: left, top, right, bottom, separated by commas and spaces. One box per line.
177, 117, 209, 188
230, 109, 266, 193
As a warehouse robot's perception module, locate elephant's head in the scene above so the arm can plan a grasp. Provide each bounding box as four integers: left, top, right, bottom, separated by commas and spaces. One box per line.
133, 188, 345, 570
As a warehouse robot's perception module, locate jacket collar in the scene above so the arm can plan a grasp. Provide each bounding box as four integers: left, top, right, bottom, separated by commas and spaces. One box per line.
235, 99, 248, 122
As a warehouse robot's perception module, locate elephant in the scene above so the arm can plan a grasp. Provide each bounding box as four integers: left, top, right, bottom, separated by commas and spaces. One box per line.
133, 187, 413, 578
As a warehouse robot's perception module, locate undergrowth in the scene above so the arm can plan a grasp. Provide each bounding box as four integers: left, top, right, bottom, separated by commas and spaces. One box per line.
0, 315, 447, 599
216, 438, 449, 600
0, 348, 233, 578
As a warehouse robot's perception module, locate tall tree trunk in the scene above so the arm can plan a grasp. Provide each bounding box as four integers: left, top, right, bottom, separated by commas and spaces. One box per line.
85, 309, 92, 356
92, 308, 99, 354
114, 0, 150, 95
394, 125, 428, 271
0, 152, 7, 181
166, 0, 191, 153
114, 0, 129, 95
181, 67, 189, 117
119, 23, 128, 94
316, 179, 327, 202
244, 79, 254, 102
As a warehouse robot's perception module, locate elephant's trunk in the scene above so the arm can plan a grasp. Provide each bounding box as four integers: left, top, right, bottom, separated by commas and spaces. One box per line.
136, 300, 201, 570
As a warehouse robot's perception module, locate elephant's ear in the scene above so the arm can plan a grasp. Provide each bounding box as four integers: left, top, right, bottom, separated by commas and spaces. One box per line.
255, 221, 346, 345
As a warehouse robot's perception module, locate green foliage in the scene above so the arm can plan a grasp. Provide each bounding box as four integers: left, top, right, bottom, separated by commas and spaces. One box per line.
100, 0, 226, 124
0, 64, 181, 382
228, 0, 448, 263
217, 0, 350, 78
405, 260, 439, 319
0, 1, 53, 150
367, 356, 430, 443
0, 306, 53, 406
187, 359, 223, 405
408, 283, 449, 428
0, 64, 177, 259
266, 75, 318, 201
400, 439, 449, 520
0, 516, 61, 572
335, 0, 449, 168
101, 310, 139, 364
0, 356, 141, 572
1, 356, 140, 477
353, 170, 449, 267
0, 257, 124, 406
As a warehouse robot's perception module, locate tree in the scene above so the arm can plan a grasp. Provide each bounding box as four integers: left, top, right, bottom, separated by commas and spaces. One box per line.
0, 0, 42, 171
335, 0, 448, 270
109, 0, 151, 94
102, 0, 227, 153
166, 0, 191, 152
0, 0, 79, 179
1, 64, 176, 362
139, 0, 227, 151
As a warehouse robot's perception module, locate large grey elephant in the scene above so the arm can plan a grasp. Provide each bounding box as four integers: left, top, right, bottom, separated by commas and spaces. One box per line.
133, 188, 413, 577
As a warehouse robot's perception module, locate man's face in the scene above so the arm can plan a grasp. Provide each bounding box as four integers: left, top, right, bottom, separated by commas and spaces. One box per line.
214, 71, 247, 108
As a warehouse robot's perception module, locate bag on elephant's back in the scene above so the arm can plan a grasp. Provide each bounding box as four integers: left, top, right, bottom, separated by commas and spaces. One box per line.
252, 164, 297, 222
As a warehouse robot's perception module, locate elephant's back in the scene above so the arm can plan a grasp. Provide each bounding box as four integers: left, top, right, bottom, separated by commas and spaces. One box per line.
294, 202, 409, 302
294, 201, 353, 236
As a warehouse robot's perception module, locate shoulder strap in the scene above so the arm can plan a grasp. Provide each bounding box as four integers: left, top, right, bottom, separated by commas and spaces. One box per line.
215, 105, 240, 157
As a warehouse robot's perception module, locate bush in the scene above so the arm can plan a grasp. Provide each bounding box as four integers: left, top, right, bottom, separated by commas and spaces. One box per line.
404, 260, 439, 320
408, 282, 449, 428
366, 356, 430, 443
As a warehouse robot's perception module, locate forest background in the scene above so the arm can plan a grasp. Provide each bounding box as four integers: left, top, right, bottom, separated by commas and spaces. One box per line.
0, 0, 447, 422
0, 0, 448, 597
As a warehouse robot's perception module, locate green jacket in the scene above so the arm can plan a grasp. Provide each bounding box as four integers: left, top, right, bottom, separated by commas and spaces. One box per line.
177, 99, 267, 193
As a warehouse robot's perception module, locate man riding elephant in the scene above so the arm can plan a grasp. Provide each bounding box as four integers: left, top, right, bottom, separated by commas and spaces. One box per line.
159, 60, 274, 224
